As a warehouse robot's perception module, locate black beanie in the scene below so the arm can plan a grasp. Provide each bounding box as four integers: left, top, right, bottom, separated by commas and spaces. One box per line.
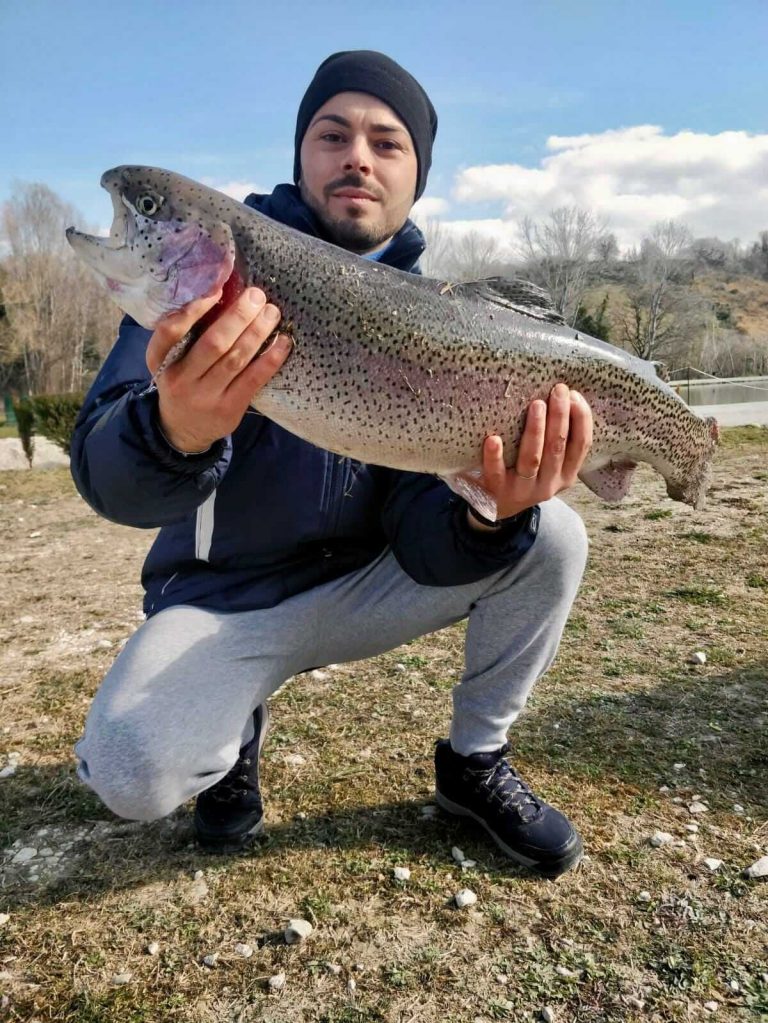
294, 50, 438, 201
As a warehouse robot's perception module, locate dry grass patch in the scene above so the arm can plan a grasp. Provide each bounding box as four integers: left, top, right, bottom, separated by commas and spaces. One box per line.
1, 433, 767, 1022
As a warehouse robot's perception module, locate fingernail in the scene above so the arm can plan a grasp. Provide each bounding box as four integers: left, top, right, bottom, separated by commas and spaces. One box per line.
275, 333, 293, 350
261, 304, 280, 325
571, 389, 582, 402
248, 287, 265, 306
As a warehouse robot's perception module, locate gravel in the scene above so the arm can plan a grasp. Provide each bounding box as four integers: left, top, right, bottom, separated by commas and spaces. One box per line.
284, 918, 313, 944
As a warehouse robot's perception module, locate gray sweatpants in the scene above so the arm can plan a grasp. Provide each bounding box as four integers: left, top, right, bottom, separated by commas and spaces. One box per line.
75, 498, 587, 821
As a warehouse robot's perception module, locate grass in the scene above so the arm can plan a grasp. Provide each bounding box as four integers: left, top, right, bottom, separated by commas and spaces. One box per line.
0, 427, 766, 1022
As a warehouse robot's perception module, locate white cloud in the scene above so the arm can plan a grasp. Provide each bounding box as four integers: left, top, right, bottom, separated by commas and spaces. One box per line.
411, 196, 450, 221
202, 179, 267, 202
448, 126, 768, 249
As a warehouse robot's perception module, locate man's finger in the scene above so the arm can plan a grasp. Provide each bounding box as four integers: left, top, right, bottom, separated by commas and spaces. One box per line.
180, 288, 271, 380
560, 390, 594, 482
202, 301, 281, 388
515, 399, 546, 479
146, 289, 223, 375
226, 332, 293, 406
482, 435, 506, 491
538, 383, 570, 481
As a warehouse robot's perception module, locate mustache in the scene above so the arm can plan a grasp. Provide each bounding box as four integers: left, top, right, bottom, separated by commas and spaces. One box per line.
324, 175, 383, 201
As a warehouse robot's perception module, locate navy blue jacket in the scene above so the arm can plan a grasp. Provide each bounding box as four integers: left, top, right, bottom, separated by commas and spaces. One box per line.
70, 185, 539, 617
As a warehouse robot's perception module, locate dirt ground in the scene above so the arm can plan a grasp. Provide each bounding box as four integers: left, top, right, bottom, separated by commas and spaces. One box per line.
0, 430, 766, 1022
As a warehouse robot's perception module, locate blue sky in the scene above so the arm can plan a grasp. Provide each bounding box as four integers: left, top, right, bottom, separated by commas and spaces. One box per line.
2, 0, 767, 248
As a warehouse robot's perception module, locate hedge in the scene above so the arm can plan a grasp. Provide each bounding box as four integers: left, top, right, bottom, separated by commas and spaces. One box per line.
12, 392, 84, 461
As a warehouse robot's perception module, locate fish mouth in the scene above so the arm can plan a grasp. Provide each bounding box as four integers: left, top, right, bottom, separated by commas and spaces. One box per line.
65, 173, 140, 287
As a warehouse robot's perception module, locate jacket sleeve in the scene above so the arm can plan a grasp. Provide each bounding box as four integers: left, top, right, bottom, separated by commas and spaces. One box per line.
70, 315, 232, 528
380, 471, 539, 586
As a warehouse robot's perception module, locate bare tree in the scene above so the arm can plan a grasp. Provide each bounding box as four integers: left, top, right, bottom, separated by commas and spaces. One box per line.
616, 220, 700, 362
418, 217, 454, 279
445, 230, 504, 282
517, 206, 607, 325
0, 182, 119, 394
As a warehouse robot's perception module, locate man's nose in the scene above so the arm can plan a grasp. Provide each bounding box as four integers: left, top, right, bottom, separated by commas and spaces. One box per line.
342, 135, 373, 174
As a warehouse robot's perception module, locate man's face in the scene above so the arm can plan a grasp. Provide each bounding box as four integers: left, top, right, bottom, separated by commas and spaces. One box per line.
299, 91, 418, 254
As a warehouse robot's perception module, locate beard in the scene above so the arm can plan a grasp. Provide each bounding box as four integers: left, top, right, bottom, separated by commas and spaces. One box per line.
299, 177, 403, 254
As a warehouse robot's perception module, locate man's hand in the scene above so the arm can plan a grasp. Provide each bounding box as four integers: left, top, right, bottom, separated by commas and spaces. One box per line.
145, 287, 292, 453
467, 383, 593, 530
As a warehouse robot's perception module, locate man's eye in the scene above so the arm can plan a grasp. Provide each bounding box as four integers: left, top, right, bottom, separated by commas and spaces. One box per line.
376, 141, 399, 151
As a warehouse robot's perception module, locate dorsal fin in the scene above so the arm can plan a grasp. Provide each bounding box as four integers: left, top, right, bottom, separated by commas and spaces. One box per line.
439, 276, 565, 325
651, 360, 670, 382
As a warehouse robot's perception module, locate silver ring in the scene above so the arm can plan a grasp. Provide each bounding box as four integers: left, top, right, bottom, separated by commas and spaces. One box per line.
515, 468, 538, 480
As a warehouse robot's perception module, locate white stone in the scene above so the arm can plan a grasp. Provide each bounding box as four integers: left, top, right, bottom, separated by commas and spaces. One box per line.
284, 918, 313, 944
0, 914, 9, 926
744, 855, 768, 879
626, 996, 645, 1010
637, 891, 652, 903
234, 942, 253, 958
146, 942, 160, 956
733, 804, 745, 814
688, 651, 707, 665
284, 753, 307, 767
672, 762, 686, 772
202, 953, 219, 967
689, 801, 709, 814
555, 966, 577, 977
685, 823, 699, 833
347, 978, 357, 993
461, 859, 477, 870
703, 858, 723, 872
310, 670, 328, 681
728, 980, 740, 992
28, 531, 42, 539
650, 831, 673, 847
704, 1001, 719, 1013
268, 972, 286, 991
420, 805, 437, 818
0, 766, 16, 779
451, 846, 466, 863
393, 866, 411, 881
394, 663, 406, 672
454, 888, 477, 908
325, 962, 342, 975
95, 638, 113, 649
7, 753, 20, 764
12, 847, 37, 863
541, 1008, 555, 1023
295, 811, 307, 820
111, 973, 132, 985
495, 973, 509, 984
658, 785, 671, 794
193, 870, 204, 879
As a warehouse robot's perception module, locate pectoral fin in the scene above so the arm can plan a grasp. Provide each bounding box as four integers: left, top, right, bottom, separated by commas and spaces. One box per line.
579, 461, 638, 502
439, 470, 498, 522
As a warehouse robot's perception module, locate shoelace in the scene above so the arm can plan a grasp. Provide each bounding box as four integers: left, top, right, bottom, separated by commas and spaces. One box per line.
468, 743, 543, 820
207, 755, 259, 805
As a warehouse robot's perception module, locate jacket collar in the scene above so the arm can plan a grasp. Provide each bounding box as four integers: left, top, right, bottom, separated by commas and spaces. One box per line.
244, 183, 426, 274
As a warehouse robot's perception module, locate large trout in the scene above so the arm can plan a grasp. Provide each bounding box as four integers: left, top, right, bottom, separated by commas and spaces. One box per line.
66, 166, 719, 519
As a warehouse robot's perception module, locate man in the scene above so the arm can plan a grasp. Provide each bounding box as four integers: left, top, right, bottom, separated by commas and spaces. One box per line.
71, 51, 593, 879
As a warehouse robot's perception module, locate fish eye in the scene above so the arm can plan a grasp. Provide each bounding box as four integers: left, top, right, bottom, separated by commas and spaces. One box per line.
137, 193, 162, 216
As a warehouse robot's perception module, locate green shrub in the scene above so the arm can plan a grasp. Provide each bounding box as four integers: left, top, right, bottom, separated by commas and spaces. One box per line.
30, 393, 84, 455
12, 398, 35, 467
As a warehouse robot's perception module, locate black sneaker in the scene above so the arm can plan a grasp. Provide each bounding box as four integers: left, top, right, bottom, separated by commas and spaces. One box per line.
194, 704, 270, 853
434, 739, 583, 878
